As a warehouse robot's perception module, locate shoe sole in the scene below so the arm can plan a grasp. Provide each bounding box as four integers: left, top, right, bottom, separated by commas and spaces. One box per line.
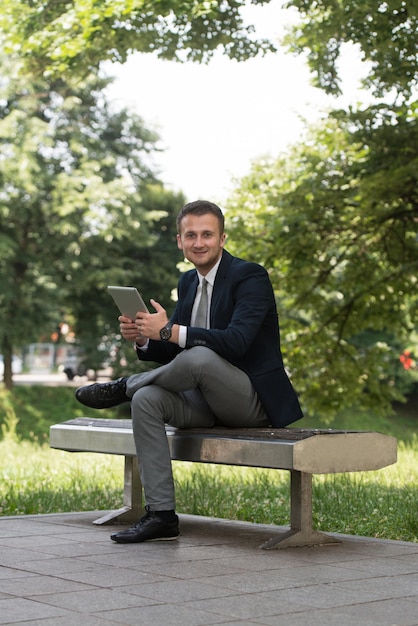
146, 535, 179, 542
111, 534, 179, 544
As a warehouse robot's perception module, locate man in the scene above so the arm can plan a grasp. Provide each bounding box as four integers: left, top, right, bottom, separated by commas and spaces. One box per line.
76, 200, 303, 543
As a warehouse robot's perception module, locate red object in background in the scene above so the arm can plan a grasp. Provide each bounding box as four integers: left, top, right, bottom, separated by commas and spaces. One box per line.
400, 350, 414, 370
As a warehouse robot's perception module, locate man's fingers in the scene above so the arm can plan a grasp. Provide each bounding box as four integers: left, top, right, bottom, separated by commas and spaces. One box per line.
150, 298, 164, 313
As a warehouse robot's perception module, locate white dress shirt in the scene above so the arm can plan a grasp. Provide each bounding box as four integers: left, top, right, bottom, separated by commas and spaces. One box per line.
178, 257, 221, 348
137, 257, 221, 351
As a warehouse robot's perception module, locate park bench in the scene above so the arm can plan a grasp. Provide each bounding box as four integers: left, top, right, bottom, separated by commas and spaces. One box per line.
50, 418, 397, 549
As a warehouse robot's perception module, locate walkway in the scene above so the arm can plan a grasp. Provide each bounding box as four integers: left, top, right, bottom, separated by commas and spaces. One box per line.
0, 512, 417, 625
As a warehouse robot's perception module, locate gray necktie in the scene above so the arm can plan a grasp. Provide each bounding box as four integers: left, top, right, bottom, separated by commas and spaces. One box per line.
195, 278, 208, 328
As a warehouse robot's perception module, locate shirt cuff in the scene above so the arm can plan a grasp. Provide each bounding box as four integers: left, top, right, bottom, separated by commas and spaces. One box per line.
134, 339, 149, 351
178, 325, 187, 348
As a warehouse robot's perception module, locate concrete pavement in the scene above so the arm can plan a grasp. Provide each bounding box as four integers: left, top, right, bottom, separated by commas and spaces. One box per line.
0, 512, 417, 625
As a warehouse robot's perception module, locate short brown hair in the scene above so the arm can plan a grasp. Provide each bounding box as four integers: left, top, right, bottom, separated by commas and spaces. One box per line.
177, 200, 225, 234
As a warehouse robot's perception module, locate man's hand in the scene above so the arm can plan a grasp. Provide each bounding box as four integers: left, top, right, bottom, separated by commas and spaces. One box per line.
119, 315, 147, 346
135, 299, 169, 341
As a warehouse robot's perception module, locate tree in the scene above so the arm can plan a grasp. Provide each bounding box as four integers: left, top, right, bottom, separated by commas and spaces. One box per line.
268, 0, 418, 414
66, 183, 184, 377
284, 0, 418, 99
225, 109, 417, 417
0, 59, 183, 389
0, 0, 276, 77
221, 0, 418, 417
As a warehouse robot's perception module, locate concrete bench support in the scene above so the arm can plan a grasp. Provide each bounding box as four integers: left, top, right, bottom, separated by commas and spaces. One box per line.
262, 470, 340, 549
93, 456, 143, 526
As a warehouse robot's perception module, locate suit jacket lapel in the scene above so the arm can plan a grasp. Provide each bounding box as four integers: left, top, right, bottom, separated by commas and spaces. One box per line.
179, 251, 234, 326
181, 272, 199, 325
210, 250, 233, 323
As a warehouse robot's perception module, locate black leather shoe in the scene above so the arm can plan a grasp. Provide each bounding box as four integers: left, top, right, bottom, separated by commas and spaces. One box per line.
111, 507, 179, 544
75, 377, 129, 409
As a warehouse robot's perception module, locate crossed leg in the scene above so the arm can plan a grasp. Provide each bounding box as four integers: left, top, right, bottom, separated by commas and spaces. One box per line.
127, 347, 269, 510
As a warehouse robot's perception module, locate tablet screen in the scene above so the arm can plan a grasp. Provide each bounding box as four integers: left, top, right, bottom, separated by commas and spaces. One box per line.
107, 286, 149, 320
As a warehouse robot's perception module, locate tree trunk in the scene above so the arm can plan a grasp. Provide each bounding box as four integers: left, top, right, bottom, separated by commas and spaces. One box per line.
1, 338, 14, 390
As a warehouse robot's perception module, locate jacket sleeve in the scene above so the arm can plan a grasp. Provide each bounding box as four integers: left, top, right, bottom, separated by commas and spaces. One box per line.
186, 262, 277, 362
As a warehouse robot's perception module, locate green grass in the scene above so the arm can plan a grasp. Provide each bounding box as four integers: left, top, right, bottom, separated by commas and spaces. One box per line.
0, 437, 124, 516
1, 384, 417, 543
171, 442, 418, 543
0, 384, 128, 445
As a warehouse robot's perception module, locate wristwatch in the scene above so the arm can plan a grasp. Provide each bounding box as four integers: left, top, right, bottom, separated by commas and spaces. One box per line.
159, 321, 173, 341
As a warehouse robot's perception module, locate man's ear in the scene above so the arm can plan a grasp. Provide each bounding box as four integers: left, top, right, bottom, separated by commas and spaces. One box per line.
176, 234, 183, 250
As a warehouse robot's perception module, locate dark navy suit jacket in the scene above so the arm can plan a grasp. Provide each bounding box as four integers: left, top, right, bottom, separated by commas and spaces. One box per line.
137, 250, 303, 428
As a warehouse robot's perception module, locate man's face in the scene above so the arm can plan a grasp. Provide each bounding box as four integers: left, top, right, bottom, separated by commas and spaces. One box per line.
177, 213, 226, 275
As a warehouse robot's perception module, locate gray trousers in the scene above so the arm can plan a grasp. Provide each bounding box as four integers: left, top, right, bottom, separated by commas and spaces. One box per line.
125, 346, 269, 511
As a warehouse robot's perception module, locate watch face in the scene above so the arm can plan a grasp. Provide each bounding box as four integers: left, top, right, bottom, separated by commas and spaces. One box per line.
160, 324, 172, 341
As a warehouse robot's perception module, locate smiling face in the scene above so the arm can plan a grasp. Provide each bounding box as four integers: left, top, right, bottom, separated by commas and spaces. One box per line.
177, 212, 226, 275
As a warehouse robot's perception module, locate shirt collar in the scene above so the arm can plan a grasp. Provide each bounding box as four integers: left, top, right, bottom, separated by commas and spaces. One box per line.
197, 256, 222, 288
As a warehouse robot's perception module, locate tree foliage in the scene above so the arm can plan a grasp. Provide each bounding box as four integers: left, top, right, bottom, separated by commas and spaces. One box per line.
0, 60, 183, 388
66, 183, 184, 376
225, 107, 417, 417
239, 0, 418, 416
284, 0, 418, 98
0, 0, 276, 77
2, 0, 417, 417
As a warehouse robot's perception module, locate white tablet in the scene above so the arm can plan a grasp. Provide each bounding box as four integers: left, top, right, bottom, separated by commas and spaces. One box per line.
107, 286, 149, 320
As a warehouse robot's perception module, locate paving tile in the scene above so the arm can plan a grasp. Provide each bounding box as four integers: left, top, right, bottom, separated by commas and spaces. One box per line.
93, 602, 231, 625
136, 558, 248, 579
0, 512, 417, 626
0, 547, 57, 567
195, 552, 302, 572
338, 555, 418, 576
342, 597, 418, 625
184, 591, 307, 620
246, 563, 367, 585
78, 551, 190, 571
54, 566, 169, 588
215, 622, 265, 626
0, 535, 77, 550
194, 569, 305, 593
154, 543, 258, 563
194, 559, 385, 595
28, 617, 120, 626
259, 584, 387, 610
32, 587, 157, 612
258, 607, 389, 626
333, 573, 418, 599
0, 566, 38, 581
121, 579, 244, 602
0, 592, 13, 600
33, 540, 124, 559
335, 535, 418, 557
219, 622, 272, 626
0, 575, 95, 597
16, 556, 106, 576
396, 553, 418, 564
0, 518, 90, 537
0, 597, 70, 624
